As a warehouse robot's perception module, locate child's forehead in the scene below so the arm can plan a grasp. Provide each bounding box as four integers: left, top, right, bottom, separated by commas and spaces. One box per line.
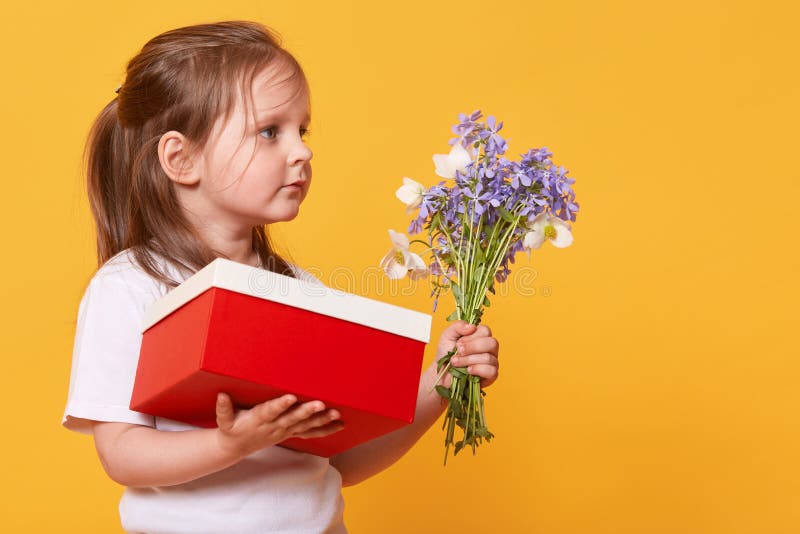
246, 71, 310, 118
251, 63, 307, 98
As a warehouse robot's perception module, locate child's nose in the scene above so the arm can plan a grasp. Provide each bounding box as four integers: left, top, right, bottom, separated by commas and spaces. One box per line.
289, 138, 312, 165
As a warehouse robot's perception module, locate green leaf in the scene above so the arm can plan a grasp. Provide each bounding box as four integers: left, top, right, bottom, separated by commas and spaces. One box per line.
497, 207, 516, 223
446, 309, 459, 321
450, 282, 463, 301
483, 295, 491, 307
435, 385, 451, 399
448, 366, 467, 379
474, 263, 485, 283
477, 246, 487, 264
448, 250, 460, 269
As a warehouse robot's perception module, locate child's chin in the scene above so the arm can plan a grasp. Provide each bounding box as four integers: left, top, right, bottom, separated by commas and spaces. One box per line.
266, 206, 301, 223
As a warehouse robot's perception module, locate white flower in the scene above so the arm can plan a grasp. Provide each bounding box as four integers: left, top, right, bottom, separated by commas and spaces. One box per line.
379, 229, 429, 280
522, 212, 574, 250
395, 177, 426, 213
433, 143, 473, 179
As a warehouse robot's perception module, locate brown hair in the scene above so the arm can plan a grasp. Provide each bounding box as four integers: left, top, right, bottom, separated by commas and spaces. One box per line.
83, 20, 307, 289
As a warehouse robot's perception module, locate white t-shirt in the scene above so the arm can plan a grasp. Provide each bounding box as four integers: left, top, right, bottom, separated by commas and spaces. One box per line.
62, 249, 346, 534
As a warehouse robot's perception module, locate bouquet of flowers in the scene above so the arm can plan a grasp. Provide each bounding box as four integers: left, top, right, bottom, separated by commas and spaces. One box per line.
380, 110, 579, 464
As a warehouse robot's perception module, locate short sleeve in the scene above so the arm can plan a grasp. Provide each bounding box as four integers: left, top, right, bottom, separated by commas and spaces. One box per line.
62, 273, 157, 434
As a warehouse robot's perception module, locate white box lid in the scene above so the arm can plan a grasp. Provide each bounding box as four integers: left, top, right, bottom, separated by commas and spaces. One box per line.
141, 258, 432, 343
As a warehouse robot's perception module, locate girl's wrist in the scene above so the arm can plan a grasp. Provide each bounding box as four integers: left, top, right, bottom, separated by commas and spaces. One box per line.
213, 428, 251, 464
422, 361, 449, 412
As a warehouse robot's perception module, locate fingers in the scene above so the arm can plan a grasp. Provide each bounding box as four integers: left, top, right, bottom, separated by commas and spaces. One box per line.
449, 355, 499, 388
273, 400, 327, 429
448, 330, 500, 388
293, 420, 346, 439
215, 392, 235, 430
252, 394, 299, 422
476, 324, 493, 338
473, 364, 500, 388
220, 393, 340, 433
286, 408, 342, 436
271, 400, 346, 438
450, 353, 499, 373
440, 321, 478, 343
217, 392, 297, 431
458, 324, 493, 342
214, 393, 345, 457
454, 336, 499, 358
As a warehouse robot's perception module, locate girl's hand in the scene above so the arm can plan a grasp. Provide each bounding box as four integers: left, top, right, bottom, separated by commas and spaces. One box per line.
215, 392, 344, 460
435, 321, 500, 389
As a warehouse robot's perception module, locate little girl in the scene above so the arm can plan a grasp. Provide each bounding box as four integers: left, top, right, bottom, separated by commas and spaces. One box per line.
62, 20, 500, 534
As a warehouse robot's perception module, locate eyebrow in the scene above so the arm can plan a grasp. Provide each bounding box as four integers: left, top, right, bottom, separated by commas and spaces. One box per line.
256, 109, 311, 123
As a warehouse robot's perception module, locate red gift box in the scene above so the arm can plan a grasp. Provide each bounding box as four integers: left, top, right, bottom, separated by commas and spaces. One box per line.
130, 258, 432, 457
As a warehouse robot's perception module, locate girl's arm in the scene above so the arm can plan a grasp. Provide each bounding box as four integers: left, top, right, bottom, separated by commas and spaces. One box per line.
93, 393, 343, 488
329, 321, 500, 486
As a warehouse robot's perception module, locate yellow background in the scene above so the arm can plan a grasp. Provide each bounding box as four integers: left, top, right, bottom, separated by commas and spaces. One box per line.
1, 0, 797, 532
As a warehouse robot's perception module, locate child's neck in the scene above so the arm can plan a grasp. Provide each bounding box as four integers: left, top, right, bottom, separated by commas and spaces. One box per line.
220, 249, 259, 268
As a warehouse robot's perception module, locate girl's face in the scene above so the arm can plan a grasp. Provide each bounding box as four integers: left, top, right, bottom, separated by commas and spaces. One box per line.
197, 65, 312, 230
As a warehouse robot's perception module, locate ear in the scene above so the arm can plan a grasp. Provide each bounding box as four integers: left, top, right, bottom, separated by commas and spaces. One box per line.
158, 130, 201, 186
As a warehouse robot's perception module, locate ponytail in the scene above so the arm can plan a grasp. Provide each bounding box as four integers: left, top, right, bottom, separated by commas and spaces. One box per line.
84, 98, 130, 267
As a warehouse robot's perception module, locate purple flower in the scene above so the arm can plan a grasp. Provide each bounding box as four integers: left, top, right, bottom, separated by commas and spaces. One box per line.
392, 111, 578, 297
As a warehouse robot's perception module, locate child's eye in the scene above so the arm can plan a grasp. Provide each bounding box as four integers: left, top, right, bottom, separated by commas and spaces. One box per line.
300, 127, 311, 139
259, 127, 277, 139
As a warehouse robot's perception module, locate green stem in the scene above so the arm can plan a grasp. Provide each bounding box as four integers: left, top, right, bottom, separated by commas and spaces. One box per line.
439, 221, 464, 294
465, 205, 524, 314
428, 346, 457, 394
467, 213, 483, 315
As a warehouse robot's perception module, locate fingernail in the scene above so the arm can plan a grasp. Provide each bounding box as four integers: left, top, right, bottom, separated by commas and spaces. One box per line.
457, 343, 464, 354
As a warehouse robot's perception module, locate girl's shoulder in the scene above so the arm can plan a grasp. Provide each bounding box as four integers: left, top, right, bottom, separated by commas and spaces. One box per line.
90, 248, 181, 300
